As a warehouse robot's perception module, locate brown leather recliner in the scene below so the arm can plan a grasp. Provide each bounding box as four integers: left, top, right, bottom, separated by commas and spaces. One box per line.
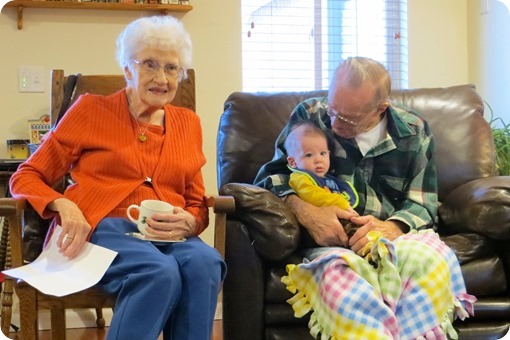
217, 85, 510, 340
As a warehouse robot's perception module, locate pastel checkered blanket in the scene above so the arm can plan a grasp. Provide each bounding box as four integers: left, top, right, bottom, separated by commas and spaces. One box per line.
281, 231, 476, 339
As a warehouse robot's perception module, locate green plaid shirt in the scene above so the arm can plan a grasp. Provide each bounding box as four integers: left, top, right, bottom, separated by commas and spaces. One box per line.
254, 97, 438, 231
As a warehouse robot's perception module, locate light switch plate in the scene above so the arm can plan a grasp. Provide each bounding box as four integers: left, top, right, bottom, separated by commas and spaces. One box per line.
18, 66, 45, 93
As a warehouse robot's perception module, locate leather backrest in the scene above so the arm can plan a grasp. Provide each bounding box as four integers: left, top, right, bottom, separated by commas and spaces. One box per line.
217, 84, 496, 200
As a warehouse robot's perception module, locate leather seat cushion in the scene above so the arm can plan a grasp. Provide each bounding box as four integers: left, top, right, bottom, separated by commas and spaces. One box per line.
441, 233, 496, 265
442, 233, 507, 296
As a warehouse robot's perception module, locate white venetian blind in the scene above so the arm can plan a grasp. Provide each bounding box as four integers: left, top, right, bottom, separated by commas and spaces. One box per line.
242, 0, 408, 92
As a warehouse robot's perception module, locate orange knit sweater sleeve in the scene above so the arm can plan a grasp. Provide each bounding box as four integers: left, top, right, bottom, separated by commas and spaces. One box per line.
10, 90, 209, 234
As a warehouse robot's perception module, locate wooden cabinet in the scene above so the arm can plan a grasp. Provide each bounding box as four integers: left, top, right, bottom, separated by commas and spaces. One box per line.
4, 1, 193, 30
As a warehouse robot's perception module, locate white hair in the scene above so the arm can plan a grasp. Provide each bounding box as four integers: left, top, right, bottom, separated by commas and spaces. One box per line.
116, 16, 192, 79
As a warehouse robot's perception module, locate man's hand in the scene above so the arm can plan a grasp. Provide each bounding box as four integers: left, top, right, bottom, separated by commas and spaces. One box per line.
286, 195, 356, 247
348, 215, 405, 255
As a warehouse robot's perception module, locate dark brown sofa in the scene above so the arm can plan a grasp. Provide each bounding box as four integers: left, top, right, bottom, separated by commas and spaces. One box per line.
217, 84, 510, 340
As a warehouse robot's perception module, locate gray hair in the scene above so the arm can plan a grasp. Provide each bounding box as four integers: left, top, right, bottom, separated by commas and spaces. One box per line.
329, 57, 391, 109
116, 16, 192, 79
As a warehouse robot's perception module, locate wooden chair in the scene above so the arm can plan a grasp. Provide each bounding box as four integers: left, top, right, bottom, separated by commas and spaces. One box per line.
0, 69, 234, 339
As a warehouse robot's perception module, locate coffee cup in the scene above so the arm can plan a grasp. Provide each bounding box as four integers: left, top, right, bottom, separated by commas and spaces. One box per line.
127, 199, 174, 236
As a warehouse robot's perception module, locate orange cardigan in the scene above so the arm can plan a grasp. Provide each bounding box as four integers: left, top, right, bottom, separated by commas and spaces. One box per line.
10, 90, 209, 235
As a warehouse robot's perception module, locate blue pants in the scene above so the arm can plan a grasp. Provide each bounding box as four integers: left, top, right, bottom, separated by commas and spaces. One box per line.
89, 218, 226, 340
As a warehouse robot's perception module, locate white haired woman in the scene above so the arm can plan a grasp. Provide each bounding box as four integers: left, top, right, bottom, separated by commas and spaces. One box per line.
10, 16, 225, 339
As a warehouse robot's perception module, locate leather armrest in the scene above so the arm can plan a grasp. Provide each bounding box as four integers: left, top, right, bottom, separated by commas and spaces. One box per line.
438, 176, 510, 239
220, 183, 300, 261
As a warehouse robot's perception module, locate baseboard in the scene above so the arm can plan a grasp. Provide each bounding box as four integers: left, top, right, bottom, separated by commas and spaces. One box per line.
9, 302, 222, 330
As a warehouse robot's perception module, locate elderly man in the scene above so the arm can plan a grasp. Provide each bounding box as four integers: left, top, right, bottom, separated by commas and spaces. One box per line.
255, 57, 474, 339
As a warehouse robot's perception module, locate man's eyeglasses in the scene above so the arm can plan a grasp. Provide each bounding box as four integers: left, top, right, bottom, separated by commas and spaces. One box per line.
326, 107, 360, 127
132, 59, 184, 79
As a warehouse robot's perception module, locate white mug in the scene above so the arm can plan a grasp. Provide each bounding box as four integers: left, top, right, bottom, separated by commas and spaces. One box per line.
127, 199, 174, 236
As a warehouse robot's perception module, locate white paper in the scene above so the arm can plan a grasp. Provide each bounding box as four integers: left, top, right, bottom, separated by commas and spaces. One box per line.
2, 225, 117, 297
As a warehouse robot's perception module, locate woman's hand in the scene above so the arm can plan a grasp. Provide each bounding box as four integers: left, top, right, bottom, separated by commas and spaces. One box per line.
48, 198, 92, 259
144, 207, 197, 240
286, 195, 357, 247
348, 216, 405, 255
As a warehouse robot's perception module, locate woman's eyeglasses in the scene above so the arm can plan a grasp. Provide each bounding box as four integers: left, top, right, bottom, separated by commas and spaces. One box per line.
133, 59, 184, 79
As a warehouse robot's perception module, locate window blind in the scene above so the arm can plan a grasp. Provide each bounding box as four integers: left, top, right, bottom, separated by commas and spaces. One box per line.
242, 0, 408, 92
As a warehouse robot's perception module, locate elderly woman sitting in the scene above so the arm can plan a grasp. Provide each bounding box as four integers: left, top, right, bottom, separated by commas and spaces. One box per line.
10, 16, 225, 339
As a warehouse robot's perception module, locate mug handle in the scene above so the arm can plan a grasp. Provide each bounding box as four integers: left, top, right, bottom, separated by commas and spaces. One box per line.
126, 204, 140, 224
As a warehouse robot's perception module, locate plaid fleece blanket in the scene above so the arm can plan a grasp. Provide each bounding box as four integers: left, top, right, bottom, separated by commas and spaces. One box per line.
281, 231, 476, 339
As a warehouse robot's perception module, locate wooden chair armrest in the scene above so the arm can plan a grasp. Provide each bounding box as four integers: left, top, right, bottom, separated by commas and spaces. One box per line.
0, 197, 26, 268
205, 194, 236, 213
205, 195, 235, 258
0, 197, 26, 216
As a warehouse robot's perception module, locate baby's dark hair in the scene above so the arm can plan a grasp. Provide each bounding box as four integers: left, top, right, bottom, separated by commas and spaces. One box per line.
284, 119, 336, 155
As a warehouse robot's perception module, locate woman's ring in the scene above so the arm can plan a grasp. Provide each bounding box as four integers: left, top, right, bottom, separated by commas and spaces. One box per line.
65, 235, 74, 241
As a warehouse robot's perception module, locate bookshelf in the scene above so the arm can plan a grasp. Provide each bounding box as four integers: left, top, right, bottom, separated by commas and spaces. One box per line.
4, 1, 193, 30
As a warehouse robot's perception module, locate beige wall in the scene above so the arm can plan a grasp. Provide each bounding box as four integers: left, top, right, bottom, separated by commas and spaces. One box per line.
408, 0, 510, 124
0, 0, 478, 245
467, 0, 510, 123
407, 0, 469, 88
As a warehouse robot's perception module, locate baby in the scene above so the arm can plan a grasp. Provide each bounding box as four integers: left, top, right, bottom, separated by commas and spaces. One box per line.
284, 120, 359, 238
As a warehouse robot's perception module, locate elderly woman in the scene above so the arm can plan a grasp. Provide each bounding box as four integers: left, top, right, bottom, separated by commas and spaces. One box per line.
9, 16, 225, 339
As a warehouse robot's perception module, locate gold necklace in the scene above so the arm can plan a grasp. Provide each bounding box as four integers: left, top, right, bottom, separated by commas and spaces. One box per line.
133, 118, 150, 143
127, 95, 149, 143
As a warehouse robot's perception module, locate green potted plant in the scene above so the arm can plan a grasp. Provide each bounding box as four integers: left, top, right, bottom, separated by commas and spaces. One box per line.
486, 102, 510, 176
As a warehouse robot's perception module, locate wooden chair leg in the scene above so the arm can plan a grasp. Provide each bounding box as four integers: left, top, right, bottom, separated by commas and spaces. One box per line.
1, 222, 13, 337
51, 307, 66, 340
95, 308, 106, 328
17, 287, 38, 340
1, 277, 14, 337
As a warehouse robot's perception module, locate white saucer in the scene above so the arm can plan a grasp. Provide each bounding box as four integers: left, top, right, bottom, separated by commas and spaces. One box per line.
126, 232, 186, 243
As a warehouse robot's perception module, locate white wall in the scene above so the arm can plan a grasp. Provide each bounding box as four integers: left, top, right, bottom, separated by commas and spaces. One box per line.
407, 0, 510, 125
467, 0, 510, 124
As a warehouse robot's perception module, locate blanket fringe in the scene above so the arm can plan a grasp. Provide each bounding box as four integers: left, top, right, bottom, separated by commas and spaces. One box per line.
283, 265, 333, 339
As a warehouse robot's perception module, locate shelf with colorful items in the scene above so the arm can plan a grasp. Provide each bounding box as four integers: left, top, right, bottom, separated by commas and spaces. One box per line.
26, 114, 51, 156
4, 0, 192, 30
